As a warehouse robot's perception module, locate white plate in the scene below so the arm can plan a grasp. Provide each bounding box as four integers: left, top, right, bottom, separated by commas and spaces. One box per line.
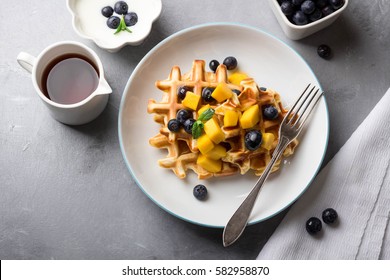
118, 23, 329, 228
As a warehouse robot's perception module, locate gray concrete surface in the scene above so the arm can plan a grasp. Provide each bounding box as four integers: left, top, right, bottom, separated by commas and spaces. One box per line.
1, 0, 389, 259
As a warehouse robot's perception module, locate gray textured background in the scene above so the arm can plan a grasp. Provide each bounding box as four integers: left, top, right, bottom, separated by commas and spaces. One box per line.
1, 0, 389, 259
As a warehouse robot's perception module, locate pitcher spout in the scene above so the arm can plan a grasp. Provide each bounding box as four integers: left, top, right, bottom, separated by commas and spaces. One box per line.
94, 79, 112, 95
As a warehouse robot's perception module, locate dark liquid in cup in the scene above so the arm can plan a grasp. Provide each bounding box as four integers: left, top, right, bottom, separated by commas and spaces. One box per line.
41, 54, 99, 104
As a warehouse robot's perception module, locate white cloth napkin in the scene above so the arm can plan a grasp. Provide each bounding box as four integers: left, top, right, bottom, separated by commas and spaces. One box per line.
257, 88, 390, 260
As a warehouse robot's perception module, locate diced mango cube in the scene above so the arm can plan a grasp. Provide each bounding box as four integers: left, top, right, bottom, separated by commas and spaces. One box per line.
224, 110, 239, 127
228, 72, 248, 86
240, 104, 260, 129
211, 83, 233, 102
198, 104, 211, 116
182, 91, 200, 110
261, 132, 275, 150
204, 144, 227, 160
204, 117, 225, 144
197, 134, 214, 154
197, 154, 222, 173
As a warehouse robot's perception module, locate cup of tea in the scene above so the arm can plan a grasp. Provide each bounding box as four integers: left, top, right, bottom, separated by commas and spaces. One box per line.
17, 41, 112, 125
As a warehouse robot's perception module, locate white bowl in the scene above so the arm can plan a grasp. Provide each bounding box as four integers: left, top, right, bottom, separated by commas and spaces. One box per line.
268, 0, 349, 40
67, 0, 162, 52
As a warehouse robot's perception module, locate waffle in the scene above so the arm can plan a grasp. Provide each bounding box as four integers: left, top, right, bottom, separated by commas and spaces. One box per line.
147, 60, 298, 179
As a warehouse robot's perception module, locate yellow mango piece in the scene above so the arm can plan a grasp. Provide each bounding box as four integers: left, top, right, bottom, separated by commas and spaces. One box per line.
240, 104, 260, 129
223, 110, 239, 127
197, 154, 222, 173
197, 134, 214, 154
211, 83, 233, 102
198, 104, 211, 116
204, 117, 225, 144
182, 91, 200, 111
261, 133, 275, 150
228, 72, 248, 86
204, 144, 227, 160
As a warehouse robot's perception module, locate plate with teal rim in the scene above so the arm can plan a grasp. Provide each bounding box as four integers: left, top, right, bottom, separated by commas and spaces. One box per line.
118, 23, 329, 228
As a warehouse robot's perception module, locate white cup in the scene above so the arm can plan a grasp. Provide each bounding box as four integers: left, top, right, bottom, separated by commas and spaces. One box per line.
17, 41, 112, 125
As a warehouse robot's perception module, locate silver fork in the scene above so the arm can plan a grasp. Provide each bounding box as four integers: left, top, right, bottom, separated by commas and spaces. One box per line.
222, 84, 323, 247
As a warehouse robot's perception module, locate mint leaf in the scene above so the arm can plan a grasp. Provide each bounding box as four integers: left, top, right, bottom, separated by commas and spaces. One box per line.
114, 16, 132, 34
198, 108, 215, 122
192, 120, 203, 139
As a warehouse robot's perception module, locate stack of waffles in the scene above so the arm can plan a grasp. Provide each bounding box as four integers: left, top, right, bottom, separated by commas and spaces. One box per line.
147, 60, 298, 179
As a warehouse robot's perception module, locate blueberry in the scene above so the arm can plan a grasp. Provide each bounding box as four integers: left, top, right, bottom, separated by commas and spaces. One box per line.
107, 16, 121, 29
168, 119, 181, 132
202, 87, 215, 103
262, 105, 279, 120
317, 44, 332, 59
101, 6, 114, 18
223, 56, 238, 70
292, 0, 305, 6
280, 1, 294, 16
322, 5, 335, 17
245, 130, 262, 151
301, 0, 316, 14
322, 208, 338, 224
329, 0, 344, 10
209, 60, 220, 72
176, 109, 192, 124
232, 89, 241, 95
259, 87, 267, 91
177, 86, 191, 100
124, 12, 138, 26
183, 118, 196, 134
309, 8, 322, 22
193, 184, 208, 200
306, 217, 322, 234
315, 0, 328, 9
114, 1, 128, 15
292, 10, 308, 25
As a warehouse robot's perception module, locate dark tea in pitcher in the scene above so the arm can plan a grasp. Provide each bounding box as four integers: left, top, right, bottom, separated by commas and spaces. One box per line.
41, 54, 99, 105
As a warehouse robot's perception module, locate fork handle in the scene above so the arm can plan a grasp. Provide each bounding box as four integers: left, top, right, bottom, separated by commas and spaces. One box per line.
222, 136, 290, 247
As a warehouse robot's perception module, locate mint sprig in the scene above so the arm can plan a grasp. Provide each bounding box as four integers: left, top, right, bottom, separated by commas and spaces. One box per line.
192, 108, 215, 139
114, 16, 132, 34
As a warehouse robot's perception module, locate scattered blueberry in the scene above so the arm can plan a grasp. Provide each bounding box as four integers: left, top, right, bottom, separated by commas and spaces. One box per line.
177, 86, 191, 100
176, 109, 192, 124
292, 10, 308, 25
193, 184, 208, 200
306, 217, 322, 234
262, 105, 279, 120
322, 5, 335, 17
168, 119, 181, 132
301, 0, 316, 14
232, 89, 241, 95
202, 87, 215, 103
329, 0, 344, 10
209, 60, 220, 72
124, 12, 138, 26
107, 16, 121, 29
259, 87, 267, 91
245, 130, 262, 151
309, 8, 322, 22
101, 6, 114, 18
223, 56, 238, 70
183, 118, 196, 134
114, 1, 128, 15
322, 208, 338, 224
317, 44, 332, 59
281, 1, 295, 16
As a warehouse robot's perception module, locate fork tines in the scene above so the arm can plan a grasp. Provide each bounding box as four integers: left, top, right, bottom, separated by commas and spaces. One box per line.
286, 84, 323, 129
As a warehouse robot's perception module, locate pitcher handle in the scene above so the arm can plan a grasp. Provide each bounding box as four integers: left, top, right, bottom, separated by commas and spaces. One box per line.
17, 52, 36, 73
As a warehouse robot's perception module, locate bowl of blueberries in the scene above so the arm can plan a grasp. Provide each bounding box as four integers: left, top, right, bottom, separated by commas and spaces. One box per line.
67, 0, 162, 52
268, 0, 348, 40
